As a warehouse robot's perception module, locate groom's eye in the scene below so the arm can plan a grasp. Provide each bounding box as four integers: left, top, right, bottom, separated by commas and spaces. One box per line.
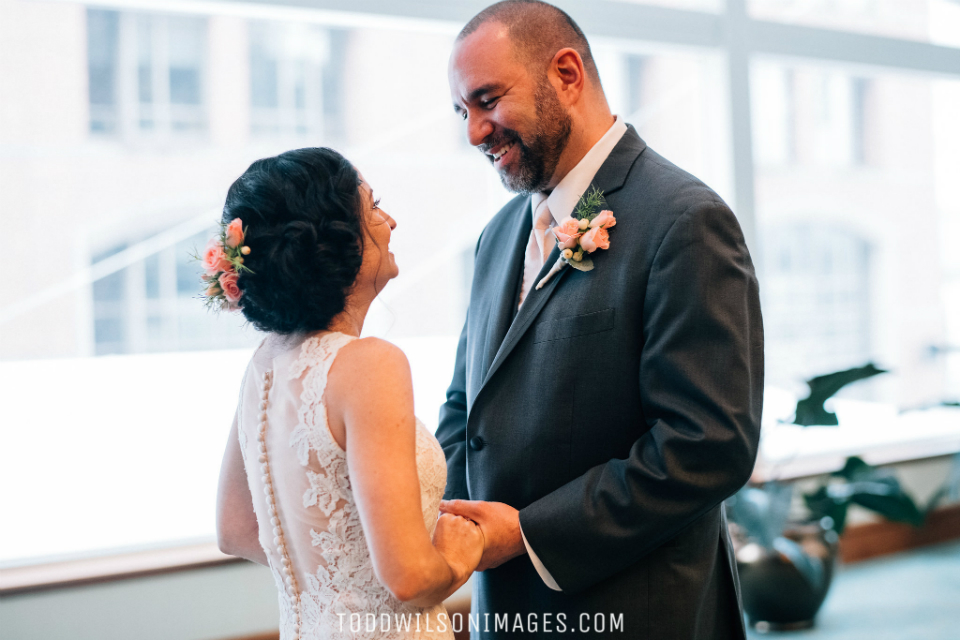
480, 97, 499, 109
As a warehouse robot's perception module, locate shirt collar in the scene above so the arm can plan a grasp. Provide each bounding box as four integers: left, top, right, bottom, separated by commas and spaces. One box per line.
531, 115, 628, 225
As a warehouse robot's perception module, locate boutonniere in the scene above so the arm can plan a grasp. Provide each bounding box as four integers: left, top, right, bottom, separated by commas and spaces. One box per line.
536, 187, 616, 290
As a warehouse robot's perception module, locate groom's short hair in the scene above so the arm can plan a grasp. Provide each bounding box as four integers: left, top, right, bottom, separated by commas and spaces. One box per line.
458, 0, 601, 85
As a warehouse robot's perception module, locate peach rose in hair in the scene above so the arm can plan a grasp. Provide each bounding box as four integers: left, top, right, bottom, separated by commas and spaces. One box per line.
224, 219, 245, 249
579, 226, 610, 253
219, 271, 242, 303
202, 239, 232, 274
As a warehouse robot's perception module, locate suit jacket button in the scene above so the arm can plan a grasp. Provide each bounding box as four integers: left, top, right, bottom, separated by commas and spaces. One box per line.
468, 436, 485, 451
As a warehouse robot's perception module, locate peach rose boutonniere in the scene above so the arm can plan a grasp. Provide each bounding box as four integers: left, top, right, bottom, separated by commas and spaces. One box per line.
536, 187, 616, 290
192, 218, 253, 311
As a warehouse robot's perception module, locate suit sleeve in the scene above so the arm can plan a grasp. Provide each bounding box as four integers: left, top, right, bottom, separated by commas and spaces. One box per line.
435, 313, 470, 500
436, 232, 486, 501
518, 200, 764, 593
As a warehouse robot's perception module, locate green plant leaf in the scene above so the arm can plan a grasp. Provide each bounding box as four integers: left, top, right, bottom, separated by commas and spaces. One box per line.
804, 456, 924, 533
803, 485, 850, 534
793, 363, 888, 426
567, 257, 595, 272
833, 455, 873, 481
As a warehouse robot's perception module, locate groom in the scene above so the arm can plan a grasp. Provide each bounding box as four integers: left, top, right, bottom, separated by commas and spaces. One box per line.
437, 1, 763, 638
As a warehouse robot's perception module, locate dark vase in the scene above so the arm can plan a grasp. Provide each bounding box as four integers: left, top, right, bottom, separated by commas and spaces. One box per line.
733, 521, 840, 631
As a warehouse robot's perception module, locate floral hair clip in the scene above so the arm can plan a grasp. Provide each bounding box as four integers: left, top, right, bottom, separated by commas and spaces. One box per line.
536, 187, 616, 290
196, 218, 252, 311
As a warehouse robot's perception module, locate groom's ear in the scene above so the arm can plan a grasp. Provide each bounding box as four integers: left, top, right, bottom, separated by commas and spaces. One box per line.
550, 48, 586, 105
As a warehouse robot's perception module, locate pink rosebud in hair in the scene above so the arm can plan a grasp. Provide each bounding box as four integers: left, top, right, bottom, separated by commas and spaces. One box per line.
219, 271, 242, 303
224, 219, 245, 249
202, 239, 231, 274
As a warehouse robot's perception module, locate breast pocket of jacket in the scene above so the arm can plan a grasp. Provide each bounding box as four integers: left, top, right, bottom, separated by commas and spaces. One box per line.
532, 307, 616, 344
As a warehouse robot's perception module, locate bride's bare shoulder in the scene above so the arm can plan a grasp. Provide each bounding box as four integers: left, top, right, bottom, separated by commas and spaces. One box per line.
325, 338, 414, 427
332, 337, 412, 385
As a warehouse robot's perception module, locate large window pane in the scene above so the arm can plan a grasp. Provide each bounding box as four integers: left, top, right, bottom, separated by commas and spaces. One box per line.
592, 41, 733, 204
752, 58, 960, 408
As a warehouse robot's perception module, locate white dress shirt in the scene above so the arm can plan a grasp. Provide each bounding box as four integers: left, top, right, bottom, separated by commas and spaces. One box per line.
517, 115, 628, 590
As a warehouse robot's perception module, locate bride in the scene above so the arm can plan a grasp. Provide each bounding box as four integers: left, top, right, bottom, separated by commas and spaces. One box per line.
214, 147, 483, 639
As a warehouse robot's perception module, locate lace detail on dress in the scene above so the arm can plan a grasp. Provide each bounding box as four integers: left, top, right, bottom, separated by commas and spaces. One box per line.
240, 332, 452, 640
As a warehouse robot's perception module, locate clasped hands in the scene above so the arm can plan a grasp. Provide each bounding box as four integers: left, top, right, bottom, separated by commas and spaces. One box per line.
436, 499, 526, 572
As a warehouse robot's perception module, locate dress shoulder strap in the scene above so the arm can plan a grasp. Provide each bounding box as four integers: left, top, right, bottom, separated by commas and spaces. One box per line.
288, 331, 356, 388
287, 332, 356, 464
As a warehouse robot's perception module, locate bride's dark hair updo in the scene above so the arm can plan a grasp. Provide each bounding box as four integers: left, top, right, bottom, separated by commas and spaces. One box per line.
222, 147, 365, 334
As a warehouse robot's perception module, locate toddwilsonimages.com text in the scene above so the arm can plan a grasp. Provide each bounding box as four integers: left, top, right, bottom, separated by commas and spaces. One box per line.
337, 612, 625, 634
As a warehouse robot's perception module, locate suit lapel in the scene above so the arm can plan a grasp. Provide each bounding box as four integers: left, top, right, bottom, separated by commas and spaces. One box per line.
479, 125, 648, 389
478, 198, 532, 382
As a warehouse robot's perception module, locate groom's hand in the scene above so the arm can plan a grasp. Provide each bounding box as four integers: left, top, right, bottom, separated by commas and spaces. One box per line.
439, 500, 525, 571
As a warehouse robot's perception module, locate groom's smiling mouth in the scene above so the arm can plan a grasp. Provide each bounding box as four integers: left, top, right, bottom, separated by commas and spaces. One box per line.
489, 142, 515, 167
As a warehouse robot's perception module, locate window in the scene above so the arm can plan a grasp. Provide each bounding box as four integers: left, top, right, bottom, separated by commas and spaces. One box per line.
753, 61, 959, 409
749, 0, 960, 47
250, 22, 326, 138
86, 9, 207, 137
248, 23, 348, 141
761, 223, 872, 386
3, 0, 958, 569
87, 10, 120, 134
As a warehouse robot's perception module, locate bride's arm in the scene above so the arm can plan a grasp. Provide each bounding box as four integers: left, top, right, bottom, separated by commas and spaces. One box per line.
216, 412, 268, 566
327, 337, 483, 607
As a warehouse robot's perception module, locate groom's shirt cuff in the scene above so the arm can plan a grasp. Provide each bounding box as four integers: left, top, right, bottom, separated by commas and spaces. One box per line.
519, 523, 562, 591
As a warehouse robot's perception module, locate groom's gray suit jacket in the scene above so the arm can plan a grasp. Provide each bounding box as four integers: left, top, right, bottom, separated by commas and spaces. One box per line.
437, 125, 763, 639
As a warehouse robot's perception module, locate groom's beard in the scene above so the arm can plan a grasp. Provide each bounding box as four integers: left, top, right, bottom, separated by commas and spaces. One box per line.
483, 80, 573, 195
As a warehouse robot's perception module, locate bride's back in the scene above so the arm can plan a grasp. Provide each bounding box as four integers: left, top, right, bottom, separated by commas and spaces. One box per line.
237, 332, 449, 639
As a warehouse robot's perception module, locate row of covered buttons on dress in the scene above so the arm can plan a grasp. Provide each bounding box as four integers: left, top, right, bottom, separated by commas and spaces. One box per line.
258, 370, 302, 638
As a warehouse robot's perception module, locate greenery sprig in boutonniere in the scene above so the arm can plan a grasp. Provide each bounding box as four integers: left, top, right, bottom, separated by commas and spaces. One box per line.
536, 187, 616, 290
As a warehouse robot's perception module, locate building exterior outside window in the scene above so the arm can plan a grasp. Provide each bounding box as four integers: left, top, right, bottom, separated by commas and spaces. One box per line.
86, 9, 206, 138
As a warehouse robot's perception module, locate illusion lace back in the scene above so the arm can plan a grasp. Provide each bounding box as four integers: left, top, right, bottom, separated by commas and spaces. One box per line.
237, 332, 453, 640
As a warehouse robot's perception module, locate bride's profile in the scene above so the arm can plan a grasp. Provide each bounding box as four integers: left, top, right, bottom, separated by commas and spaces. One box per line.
213, 147, 482, 639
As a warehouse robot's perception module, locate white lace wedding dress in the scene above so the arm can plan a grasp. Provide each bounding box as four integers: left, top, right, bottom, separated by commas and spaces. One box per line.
237, 332, 454, 640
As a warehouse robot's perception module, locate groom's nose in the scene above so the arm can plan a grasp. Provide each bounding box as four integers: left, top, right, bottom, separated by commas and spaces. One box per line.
466, 112, 495, 148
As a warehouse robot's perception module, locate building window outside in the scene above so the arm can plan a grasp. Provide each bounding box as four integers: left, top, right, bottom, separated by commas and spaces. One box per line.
88, 9, 119, 134
91, 232, 255, 355
249, 22, 346, 141
761, 223, 873, 385
86, 8, 207, 137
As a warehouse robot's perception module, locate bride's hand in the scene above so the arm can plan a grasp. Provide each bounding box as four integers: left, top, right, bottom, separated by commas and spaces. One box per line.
432, 513, 484, 582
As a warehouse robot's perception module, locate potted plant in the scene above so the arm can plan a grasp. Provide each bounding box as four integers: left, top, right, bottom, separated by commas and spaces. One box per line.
726, 363, 926, 631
